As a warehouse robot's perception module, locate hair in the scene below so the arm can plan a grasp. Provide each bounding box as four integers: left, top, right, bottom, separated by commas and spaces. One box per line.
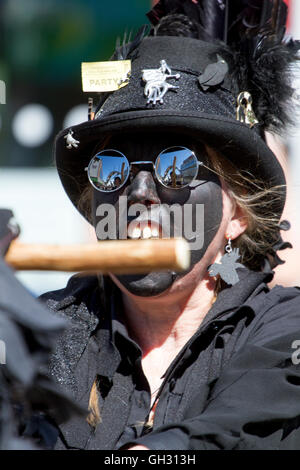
78, 136, 111, 225
86, 378, 101, 428
78, 184, 94, 225
204, 146, 284, 271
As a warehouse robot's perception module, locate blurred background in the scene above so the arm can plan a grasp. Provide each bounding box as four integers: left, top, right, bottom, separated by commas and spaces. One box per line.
0, 0, 150, 295
0, 0, 299, 295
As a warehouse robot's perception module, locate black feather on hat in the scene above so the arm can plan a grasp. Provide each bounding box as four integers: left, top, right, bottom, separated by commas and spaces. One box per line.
54, 0, 300, 223
148, 0, 300, 133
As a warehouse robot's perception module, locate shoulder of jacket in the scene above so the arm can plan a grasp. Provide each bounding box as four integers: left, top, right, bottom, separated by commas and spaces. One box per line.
265, 284, 300, 305
39, 274, 103, 330
247, 284, 300, 309
247, 284, 300, 326
41, 276, 104, 392
39, 274, 100, 309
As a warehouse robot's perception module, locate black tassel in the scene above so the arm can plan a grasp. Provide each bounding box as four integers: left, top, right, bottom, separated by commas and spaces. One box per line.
147, 0, 300, 134
226, 0, 288, 50
147, 0, 228, 41
147, 0, 200, 26
219, 0, 299, 133
147, 1, 288, 45
197, 0, 228, 42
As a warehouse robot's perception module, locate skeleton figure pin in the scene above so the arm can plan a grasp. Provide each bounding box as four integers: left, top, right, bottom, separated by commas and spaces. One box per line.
64, 129, 80, 150
142, 60, 180, 105
208, 240, 245, 286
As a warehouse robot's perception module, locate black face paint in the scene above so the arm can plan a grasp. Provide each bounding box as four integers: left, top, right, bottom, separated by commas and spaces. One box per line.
92, 133, 223, 297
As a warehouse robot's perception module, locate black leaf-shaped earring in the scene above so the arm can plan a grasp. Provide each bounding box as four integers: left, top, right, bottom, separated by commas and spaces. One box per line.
208, 236, 245, 286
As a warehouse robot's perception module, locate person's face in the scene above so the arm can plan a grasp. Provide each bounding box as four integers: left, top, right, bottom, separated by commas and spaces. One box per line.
92, 133, 224, 296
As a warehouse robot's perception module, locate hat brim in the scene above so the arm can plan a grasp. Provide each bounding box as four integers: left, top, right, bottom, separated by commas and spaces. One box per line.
55, 108, 286, 221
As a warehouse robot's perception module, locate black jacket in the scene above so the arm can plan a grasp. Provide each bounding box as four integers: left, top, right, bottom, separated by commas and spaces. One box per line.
40, 267, 300, 450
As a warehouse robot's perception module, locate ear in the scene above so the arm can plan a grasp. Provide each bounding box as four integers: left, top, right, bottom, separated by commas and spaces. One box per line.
225, 203, 248, 241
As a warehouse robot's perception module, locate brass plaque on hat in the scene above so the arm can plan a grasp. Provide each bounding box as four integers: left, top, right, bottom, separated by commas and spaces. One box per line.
81, 60, 131, 92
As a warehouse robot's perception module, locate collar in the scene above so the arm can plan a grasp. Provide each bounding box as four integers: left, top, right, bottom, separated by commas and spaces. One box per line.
201, 266, 273, 329
95, 266, 272, 376
94, 280, 142, 378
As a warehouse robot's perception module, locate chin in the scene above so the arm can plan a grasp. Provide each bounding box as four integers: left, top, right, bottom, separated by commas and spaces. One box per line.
112, 241, 210, 297
114, 271, 177, 297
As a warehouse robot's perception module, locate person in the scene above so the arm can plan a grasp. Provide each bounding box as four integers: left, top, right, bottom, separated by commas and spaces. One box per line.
0, 209, 82, 449
40, 0, 300, 450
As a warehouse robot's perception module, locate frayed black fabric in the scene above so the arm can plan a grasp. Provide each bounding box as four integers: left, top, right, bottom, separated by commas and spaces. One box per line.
0, 259, 82, 449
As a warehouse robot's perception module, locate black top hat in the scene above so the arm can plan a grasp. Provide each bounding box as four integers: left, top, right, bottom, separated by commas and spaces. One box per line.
54, 0, 299, 221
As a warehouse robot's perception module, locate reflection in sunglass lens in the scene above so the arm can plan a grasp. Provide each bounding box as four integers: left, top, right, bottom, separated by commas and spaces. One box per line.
87, 150, 129, 192
155, 147, 198, 189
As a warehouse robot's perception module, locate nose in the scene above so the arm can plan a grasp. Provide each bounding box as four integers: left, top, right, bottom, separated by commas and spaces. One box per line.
126, 171, 161, 207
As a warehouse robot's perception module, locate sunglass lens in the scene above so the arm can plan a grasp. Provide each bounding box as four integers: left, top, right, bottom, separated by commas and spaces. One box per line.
155, 147, 198, 189
88, 150, 129, 192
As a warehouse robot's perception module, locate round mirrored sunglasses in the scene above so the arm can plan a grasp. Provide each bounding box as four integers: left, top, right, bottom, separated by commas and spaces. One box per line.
85, 146, 206, 192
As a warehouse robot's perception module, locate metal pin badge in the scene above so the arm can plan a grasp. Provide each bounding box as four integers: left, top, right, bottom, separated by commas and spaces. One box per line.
236, 91, 259, 128
198, 55, 228, 91
88, 97, 95, 121
118, 70, 131, 88
64, 129, 80, 150
142, 60, 180, 105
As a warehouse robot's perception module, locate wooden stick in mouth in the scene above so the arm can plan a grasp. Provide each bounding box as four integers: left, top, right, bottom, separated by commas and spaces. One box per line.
5, 238, 190, 274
